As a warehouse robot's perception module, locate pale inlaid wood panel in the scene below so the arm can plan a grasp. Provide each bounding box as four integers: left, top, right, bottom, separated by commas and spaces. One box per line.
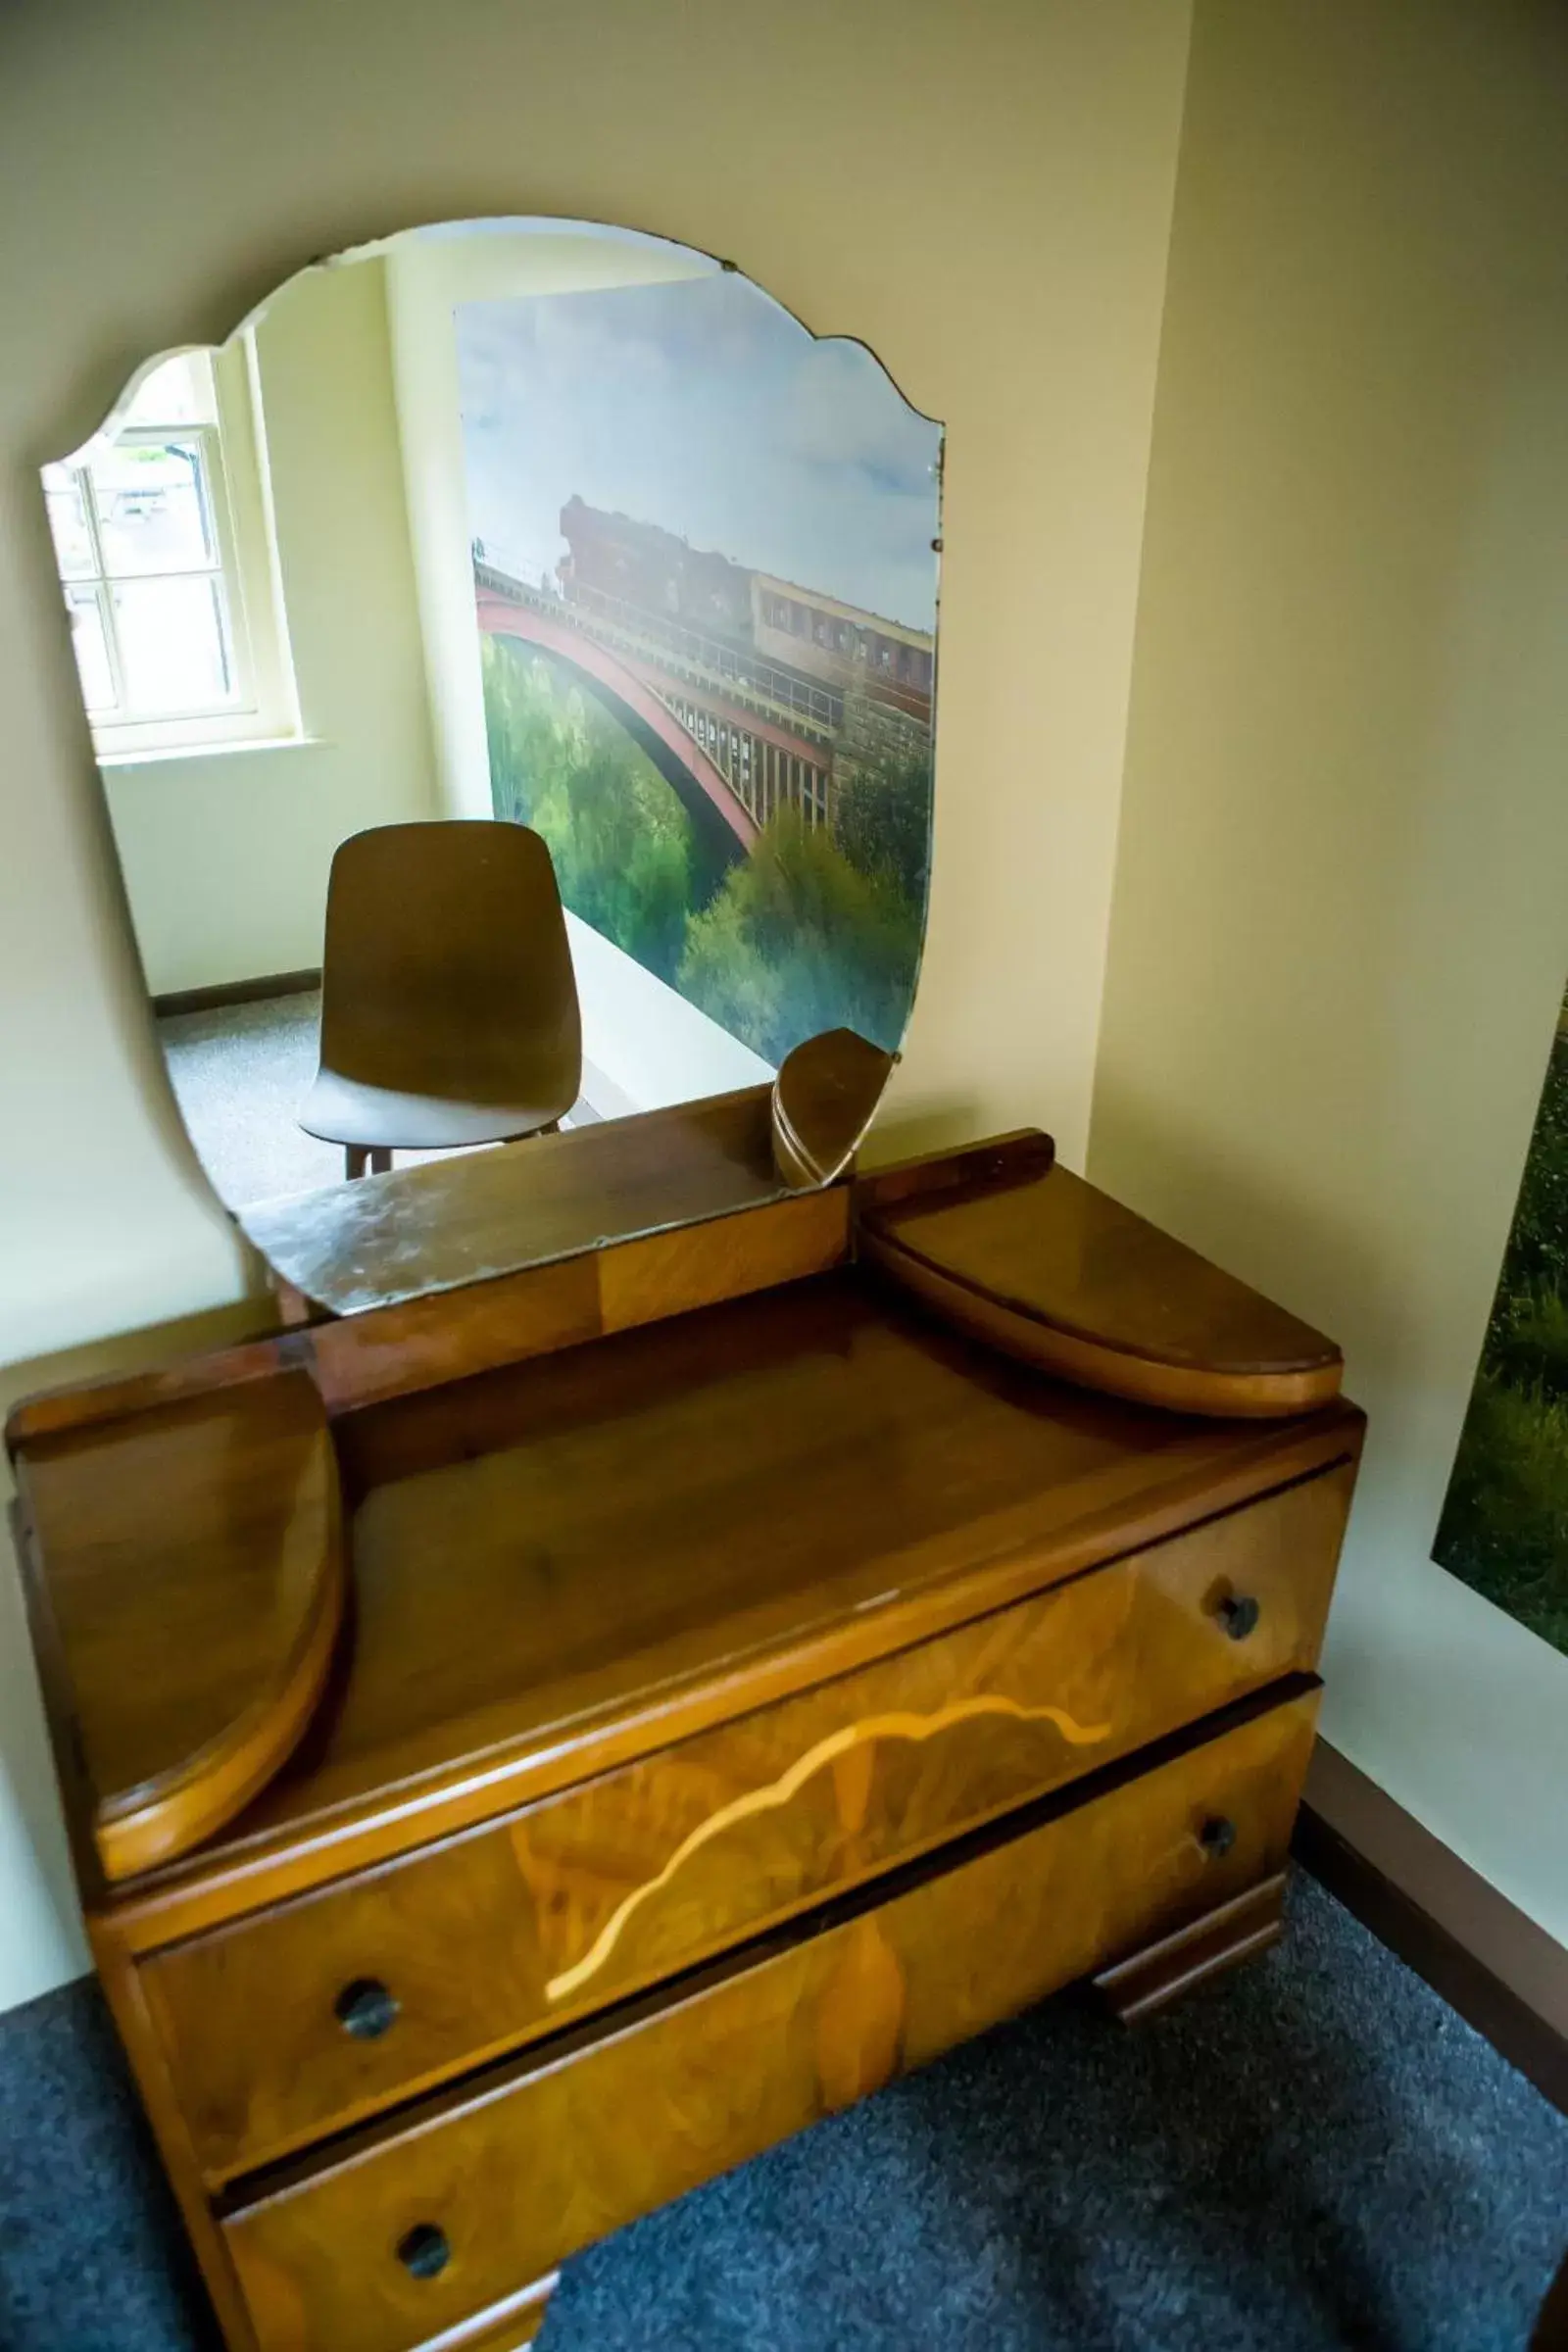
222, 1690, 1320, 2352
143, 1465, 1350, 2180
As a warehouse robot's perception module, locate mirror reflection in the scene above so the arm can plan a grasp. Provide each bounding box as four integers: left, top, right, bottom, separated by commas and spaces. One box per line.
44, 220, 941, 1298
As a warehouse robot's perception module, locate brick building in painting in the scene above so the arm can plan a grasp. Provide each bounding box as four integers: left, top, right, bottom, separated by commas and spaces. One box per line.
558, 497, 934, 726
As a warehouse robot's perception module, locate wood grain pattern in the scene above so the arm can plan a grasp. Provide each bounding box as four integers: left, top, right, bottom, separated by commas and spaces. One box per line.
851, 1129, 1055, 1214
5, 1183, 850, 1451
862, 1161, 1344, 1417
244, 1084, 785, 1317
88, 1918, 262, 2352
136, 1462, 1350, 2180
221, 1690, 1320, 2352
15, 1371, 344, 1880
537, 1687, 1109, 2008
100, 1285, 1358, 1953
11, 1128, 1362, 2352
297, 821, 582, 1166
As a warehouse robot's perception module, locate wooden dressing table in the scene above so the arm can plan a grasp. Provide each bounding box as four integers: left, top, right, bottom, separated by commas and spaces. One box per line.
9, 1095, 1360, 2352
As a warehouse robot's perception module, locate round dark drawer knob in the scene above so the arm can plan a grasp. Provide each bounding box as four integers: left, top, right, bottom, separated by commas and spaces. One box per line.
334, 1978, 399, 2041
1215, 1592, 1260, 1642
1200, 1814, 1238, 1859
397, 2223, 451, 2280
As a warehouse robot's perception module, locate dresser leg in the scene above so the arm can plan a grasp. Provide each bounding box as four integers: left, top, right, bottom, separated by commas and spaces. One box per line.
1090, 1871, 1288, 2024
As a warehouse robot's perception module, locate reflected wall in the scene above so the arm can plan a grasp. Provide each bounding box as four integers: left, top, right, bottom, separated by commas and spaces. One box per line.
38, 221, 940, 1251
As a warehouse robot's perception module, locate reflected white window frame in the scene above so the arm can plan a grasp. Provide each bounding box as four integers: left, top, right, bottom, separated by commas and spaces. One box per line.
50, 337, 299, 762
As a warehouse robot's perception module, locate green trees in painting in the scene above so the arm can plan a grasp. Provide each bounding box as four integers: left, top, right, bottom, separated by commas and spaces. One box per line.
483, 636, 699, 985
833, 735, 933, 910
481, 636, 927, 1067
1434, 1007, 1568, 1655
679, 816, 922, 1067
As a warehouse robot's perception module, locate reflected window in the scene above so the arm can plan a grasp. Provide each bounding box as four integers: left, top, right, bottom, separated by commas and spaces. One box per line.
42, 348, 291, 757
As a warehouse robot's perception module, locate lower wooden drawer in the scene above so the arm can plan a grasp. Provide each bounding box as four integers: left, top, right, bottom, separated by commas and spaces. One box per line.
145, 1464, 1350, 2180
221, 1685, 1320, 2352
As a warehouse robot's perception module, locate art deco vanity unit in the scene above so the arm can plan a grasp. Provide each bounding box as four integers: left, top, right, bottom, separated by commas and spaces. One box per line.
9, 1074, 1361, 2352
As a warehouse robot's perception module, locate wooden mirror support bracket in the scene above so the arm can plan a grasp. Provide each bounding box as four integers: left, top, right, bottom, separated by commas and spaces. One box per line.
8, 1123, 1359, 2352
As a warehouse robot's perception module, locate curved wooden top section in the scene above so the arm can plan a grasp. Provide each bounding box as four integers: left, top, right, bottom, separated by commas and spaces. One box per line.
100, 1277, 1360, 1948
858, 1148, 1343, 1418
14, 1370, 343, 1882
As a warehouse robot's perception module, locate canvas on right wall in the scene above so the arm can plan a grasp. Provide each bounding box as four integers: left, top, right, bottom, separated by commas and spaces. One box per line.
1434, 988, 1568, 1657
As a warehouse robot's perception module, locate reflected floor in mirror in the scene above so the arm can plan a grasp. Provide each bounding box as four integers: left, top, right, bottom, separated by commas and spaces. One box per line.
158, 990, 607, 1211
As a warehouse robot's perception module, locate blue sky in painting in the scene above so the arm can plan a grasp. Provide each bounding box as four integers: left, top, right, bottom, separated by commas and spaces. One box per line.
456, 272, 942, 631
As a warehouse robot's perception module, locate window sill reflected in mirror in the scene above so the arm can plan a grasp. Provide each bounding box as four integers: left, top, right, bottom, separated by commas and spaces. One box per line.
98, 729, 319, 770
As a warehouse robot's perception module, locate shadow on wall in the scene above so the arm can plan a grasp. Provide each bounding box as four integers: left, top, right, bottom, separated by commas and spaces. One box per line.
1085, 1076, 1405, 1397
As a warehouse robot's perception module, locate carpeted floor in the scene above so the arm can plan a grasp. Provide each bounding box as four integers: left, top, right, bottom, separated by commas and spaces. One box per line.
157, 991, 606, 1211
0, 1875, 1562, 2351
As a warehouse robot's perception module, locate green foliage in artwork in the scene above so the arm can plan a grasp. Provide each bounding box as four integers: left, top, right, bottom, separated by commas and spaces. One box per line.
479, 631, 927, 1073
833, 740, 934, 911
1434, 1020, 1568, 1656
482, 636, 701, 984
678, 811, 921, 1065
1435, 1370, 1568, 1657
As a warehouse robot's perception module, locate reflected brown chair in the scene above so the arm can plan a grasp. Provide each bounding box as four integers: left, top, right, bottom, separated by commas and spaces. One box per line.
300, 821, 582, 1180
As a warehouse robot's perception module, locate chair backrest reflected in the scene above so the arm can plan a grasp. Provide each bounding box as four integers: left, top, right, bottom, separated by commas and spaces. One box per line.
301, 820, 582, 1169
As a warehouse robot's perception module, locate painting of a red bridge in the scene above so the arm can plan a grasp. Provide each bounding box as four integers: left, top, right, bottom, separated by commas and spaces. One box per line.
474, 498, 934, 869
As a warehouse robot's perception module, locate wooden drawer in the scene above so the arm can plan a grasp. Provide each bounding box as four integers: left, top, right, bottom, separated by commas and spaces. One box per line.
145, 1465, 1350, 2180
222, 1687, 1320, 2352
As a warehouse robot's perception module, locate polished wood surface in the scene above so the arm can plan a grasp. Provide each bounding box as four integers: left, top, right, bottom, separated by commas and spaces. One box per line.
99, 1282, 1358, 1951
299, 822, 582, 1163
14, 1127, 1363, 2352
1092, 1870, 1288, 2023
141, 1464, 1350, 2180
861, 1159, 1344, 1416
15, 1370, 343, 1882
852, 1127, 1055, 1212
88, 1914, 265, 2352
770, 1027, 894, 1188
242, 1084, 788, 1317
221, 1690, 1319, 2352
8, 1180, 849, 1450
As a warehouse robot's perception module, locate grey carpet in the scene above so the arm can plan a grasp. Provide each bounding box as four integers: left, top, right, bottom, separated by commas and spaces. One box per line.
0, 1876, 1562, 2351
158, 990, 441, 1208
157, 992, 605, 1212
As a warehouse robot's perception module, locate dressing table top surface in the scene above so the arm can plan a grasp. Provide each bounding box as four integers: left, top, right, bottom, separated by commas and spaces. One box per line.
191, 1273, 1358, 1879
12, 1140, 1358, 1928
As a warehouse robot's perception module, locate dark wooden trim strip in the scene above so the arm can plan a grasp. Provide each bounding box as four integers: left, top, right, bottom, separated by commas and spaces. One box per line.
1294, 1740, 1568, 2116
1092, 1872, 1287, 2024
152, 968, 320, 1019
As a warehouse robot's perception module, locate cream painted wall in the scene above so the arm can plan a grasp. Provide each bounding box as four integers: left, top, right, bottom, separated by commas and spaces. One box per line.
0, 0, 1193, 2013
101, 255, 440, 997
1091, 0, 1568, 1940
384, 224, 775, 1110
384, 226, 714, 822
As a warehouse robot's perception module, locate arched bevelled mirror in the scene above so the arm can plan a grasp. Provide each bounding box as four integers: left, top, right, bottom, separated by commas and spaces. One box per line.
43, 220, 942, 1312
